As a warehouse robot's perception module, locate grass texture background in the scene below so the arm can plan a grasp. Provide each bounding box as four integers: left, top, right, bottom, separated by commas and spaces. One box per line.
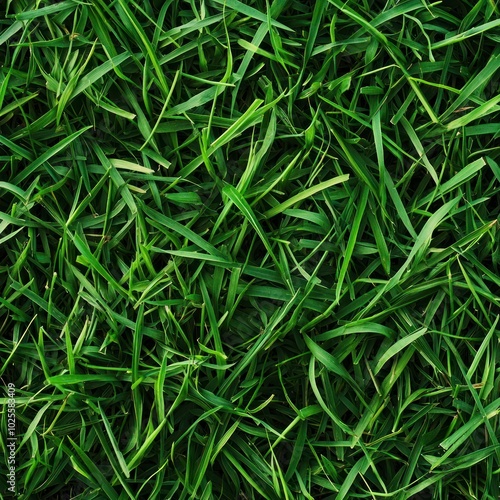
1, 0, 500, 498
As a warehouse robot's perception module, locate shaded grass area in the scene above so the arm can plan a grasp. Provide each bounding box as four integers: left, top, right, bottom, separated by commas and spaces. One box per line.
0, 0, 500, 498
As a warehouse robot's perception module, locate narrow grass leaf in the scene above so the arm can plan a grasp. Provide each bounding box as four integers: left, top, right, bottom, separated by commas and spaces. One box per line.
11, 127, 92, 185
374, 328, 427, 375
264, 174, 349, 219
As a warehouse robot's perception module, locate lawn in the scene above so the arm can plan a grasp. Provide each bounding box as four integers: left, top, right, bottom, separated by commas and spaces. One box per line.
1, 0, 500, 498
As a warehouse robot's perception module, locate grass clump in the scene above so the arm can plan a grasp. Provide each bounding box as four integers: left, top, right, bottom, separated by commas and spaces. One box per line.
1, 0, 499, 498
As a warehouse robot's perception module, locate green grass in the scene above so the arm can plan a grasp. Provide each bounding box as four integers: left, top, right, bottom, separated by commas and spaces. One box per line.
0, 0, 499, 498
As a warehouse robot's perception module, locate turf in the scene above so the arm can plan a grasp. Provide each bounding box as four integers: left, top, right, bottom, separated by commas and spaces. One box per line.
0, 0, 499, 498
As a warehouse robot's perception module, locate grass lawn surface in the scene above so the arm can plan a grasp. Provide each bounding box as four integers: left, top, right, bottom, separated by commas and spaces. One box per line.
1, 0, 500, 498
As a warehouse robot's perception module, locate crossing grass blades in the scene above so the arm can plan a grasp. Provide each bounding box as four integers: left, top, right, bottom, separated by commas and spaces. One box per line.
0, 0, 500, 498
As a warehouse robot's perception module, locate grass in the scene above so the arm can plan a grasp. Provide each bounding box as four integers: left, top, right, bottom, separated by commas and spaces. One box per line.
0, 0, 499, 498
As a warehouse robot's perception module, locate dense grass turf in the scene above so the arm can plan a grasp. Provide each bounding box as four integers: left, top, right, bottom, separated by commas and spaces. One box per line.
1, 0, 500, 498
